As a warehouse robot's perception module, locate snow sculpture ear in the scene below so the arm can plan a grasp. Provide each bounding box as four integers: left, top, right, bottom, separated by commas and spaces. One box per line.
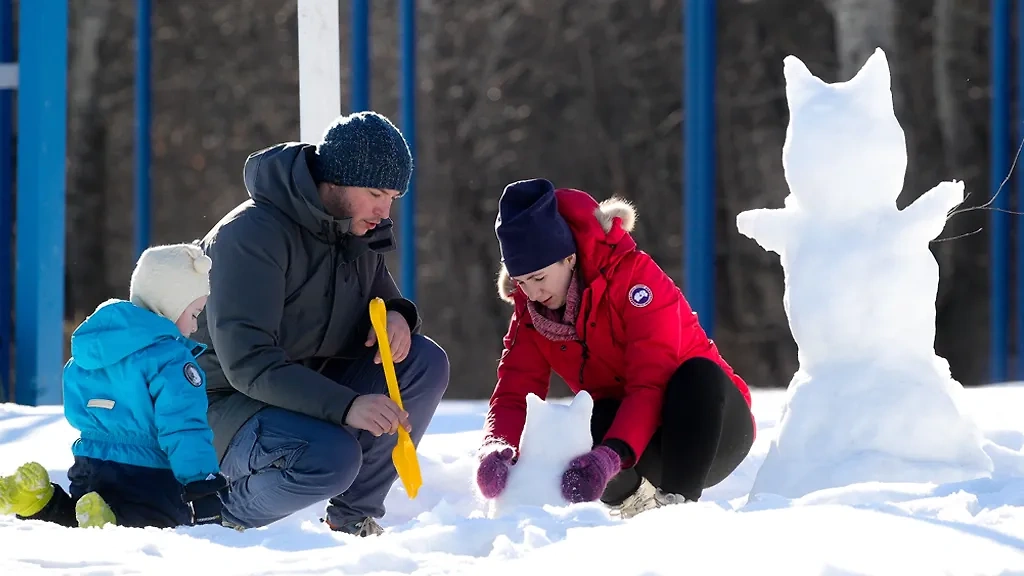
850, 48, 895, 116
570, 390, 593, 420
783, 55, 825, 114
852, 48, 891, 93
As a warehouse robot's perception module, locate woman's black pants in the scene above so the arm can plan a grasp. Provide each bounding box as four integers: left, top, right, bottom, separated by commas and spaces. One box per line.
592, 357, 755, 504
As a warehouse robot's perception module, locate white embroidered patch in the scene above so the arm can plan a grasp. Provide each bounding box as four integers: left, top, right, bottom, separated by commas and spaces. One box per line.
628, 284, 653, 308
183, 362, 203, 387
87, 399, 115, 410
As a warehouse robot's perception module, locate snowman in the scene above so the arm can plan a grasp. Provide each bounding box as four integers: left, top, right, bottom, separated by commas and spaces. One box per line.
736, 48, 993, 498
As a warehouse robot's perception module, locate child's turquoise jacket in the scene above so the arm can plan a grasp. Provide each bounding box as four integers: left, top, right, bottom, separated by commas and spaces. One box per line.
63, 299, 220, 486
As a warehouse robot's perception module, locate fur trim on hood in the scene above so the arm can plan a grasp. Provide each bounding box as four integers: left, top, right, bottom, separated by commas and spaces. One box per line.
497, 196, 636, 304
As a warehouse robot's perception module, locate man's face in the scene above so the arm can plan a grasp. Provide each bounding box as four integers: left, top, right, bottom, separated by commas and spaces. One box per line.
319, 184, 401, 236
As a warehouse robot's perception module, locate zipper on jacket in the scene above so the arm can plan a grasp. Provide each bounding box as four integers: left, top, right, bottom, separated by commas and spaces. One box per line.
578, 340, 589, 387
325, 222, 339, 354
323, 223, 338, 300
330, 245, 339, 294
577, 313, 590, 387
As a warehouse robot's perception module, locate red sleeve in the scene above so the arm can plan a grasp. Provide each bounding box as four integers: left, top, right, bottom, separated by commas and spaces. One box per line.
482, 306, 551, 453
603, 251, 699, 464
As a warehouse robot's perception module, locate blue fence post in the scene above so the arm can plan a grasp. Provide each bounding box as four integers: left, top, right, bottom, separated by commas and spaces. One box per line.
135, 0, 151, 258
991, 0, 1010, 383
15, 0, 68, 405
351, 0, 370, 113
1017, 0, 1024, 382
683, 0, 716, 337
0, 0, 13, 402
399, 0, 416, 301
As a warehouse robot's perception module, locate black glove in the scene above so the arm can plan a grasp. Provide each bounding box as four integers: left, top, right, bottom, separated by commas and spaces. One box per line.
182, 473, 230, 526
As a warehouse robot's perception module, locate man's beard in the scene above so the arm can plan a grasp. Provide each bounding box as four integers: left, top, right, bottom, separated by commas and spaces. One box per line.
322, 191, 354, 221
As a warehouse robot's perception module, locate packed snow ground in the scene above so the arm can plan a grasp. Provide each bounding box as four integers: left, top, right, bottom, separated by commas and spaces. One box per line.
1, 385, 1023, 575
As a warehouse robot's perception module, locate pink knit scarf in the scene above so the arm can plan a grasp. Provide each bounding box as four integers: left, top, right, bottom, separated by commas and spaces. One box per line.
527, 270, 582, 342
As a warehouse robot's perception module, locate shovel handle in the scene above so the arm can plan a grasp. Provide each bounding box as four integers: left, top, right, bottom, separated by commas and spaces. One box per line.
369, 297, 405, 411
369, 297, 422, 499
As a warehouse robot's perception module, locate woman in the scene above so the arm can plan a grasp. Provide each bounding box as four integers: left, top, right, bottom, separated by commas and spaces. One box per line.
476, 178, 756, 518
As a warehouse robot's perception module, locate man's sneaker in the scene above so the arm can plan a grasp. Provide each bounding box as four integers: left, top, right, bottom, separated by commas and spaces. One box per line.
0, 462, 55, 517
327, 516, 385, 537
75, 491, 116, 528
607, 478, 694, 519
221, 519, 247, 532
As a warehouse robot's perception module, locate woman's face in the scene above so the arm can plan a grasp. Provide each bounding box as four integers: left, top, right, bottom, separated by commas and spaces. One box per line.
512, 255, 577, 309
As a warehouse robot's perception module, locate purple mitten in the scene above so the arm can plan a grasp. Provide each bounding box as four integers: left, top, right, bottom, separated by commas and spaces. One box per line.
560, 445, 622, 503
476, 445, 516, 499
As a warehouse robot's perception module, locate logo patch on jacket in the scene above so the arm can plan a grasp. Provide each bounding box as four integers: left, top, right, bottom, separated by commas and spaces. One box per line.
629, 284, 652, 308
183, 362, 203, 387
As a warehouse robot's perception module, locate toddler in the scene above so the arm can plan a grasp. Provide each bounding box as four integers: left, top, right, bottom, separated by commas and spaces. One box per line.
0, 243, 228, 528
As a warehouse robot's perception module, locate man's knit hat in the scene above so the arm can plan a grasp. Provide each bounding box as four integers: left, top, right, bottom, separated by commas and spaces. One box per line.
129, 243, 213, 323
309, 111, 413, 195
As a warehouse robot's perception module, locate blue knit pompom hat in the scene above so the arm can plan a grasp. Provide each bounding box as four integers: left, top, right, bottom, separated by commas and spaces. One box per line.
495, 178, 577, 277
310, 111, 413, 195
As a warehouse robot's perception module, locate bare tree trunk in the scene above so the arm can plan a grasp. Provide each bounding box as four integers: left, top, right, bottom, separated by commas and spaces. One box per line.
929, 0, 961, 284
932, 0, 960, 173
826, 0, 898, 80
66, 0, 113, 320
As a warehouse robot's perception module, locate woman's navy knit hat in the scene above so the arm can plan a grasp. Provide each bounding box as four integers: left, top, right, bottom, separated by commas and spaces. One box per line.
310, 111, 413, 195
494, 178, 577, 277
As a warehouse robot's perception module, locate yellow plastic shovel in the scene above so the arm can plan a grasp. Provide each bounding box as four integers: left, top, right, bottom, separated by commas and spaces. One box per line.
368, 297, 422, 499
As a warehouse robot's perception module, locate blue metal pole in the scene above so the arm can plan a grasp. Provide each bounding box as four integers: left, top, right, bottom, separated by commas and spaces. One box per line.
135, 0, 151, 259
683, 0, 716, 337
399, 0, 416, 301
991, 0, 1010, 383
0, 0, 12, 402
351, 0, 370, 113
1017, 0, 1024, 382
15, 0, 68, 405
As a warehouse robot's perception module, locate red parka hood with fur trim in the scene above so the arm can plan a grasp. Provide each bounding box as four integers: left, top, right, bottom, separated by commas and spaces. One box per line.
483, 188, 753, 462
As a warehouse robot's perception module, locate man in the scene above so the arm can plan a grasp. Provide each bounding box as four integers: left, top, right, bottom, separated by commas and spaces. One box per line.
191, 111, 450, 536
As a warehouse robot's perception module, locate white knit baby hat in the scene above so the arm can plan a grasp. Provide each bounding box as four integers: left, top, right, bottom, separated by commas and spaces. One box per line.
129, 243, 213, 323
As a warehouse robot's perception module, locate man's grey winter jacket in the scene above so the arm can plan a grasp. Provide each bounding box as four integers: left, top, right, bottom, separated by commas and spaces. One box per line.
191, 142, 420, 460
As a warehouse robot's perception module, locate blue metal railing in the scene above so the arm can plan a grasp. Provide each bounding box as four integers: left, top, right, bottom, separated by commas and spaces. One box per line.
1015, 1, 1024, 381
0, 0, 12, 402
135, 0, 151, 259
399, 0, 417, 300
683, 0, 716, 338
992, 0, 1010, 383
14, 0, 68, 405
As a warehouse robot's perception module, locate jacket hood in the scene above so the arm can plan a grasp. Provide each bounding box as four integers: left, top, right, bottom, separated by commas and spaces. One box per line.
242, 142, 396, 252
70, 299, 204, 370
497, 189, 637, 303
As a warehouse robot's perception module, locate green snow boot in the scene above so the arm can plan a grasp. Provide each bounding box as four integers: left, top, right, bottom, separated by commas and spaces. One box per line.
75, 491, 117, 528
0, 462, 55, 518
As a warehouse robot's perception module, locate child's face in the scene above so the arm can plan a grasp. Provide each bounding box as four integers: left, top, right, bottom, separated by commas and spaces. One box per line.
175, 296, 208, 337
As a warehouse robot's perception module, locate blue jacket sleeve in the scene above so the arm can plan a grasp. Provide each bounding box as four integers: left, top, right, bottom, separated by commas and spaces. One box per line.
147, 343, 221, 485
